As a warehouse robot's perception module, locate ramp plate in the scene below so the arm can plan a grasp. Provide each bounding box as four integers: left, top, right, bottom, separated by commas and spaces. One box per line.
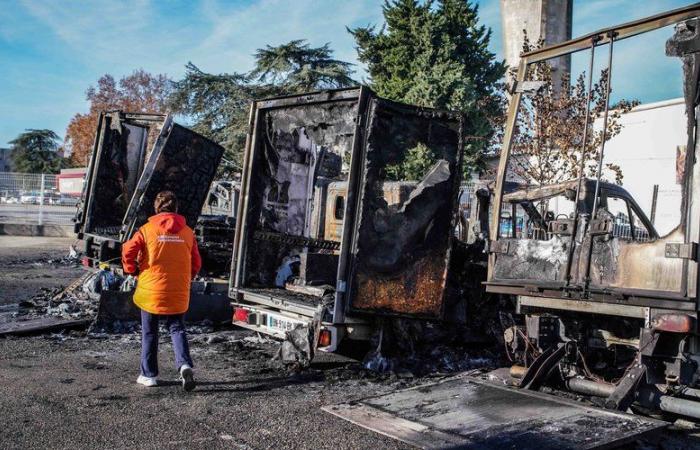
0, 317, 91, 336
323, 375, 665, 449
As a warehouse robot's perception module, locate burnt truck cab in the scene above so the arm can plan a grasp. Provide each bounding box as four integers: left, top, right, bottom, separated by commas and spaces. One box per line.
494, 178, 657, 259
229, 87, 465, 353
487, 5, 700, 416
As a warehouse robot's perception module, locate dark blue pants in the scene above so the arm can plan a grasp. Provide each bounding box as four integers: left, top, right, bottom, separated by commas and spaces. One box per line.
140, 310, 193, 378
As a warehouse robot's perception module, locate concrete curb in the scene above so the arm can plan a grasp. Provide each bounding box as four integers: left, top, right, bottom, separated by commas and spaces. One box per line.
0, 223, 74, 237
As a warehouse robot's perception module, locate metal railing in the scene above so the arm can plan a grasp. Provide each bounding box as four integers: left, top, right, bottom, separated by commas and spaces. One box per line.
0, 172, 77, 225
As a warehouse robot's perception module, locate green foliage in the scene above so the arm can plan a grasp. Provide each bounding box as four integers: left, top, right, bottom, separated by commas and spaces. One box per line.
169, 41, 355, 176
9, 129, 71, 173
169, 63, 260, 173
251, 40, 355, 92
385, 144, 436, 180
350, 0, 506, 180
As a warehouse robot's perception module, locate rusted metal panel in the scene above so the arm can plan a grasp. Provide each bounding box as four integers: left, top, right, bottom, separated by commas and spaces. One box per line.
346, 98, 464, 319
353, 253, 448, 317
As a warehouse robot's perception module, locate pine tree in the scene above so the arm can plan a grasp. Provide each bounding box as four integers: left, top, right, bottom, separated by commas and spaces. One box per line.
251, 40, 355, 92
10, 129, 70, 173
350, 0, 505, 179
169, 40, 355, 173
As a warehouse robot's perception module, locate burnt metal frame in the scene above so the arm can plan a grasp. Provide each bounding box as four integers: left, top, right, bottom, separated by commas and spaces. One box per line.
488, 4, 700, 309
121, 114, 173, 240
78, 111, 168, 242
228, 87, 369, 324
229, 87, 465, 322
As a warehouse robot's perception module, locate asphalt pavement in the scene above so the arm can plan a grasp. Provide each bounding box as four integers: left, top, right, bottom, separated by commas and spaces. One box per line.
0, 332, 414, 450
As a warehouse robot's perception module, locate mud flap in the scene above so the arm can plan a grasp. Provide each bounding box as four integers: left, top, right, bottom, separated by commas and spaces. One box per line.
276, 324, 317, 369
323, 375, 666, 449
276, 302, 323, 369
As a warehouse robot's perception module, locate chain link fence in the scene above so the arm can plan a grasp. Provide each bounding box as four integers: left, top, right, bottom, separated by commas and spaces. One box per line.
0, 172, 78, 225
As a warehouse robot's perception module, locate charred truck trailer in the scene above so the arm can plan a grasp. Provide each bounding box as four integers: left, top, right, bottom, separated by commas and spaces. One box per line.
487, 5, 700, 418
229, 88, 466, 355
74, 111, 232, 323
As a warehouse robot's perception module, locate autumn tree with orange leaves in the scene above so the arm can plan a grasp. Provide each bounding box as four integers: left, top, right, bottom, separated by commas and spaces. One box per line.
65, 70, 171, 165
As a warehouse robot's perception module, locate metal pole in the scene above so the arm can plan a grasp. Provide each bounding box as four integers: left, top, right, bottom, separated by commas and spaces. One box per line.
566, 378, 615, 397
564, 37, 599, 287
650, 184, 659, 225
38, 173, 45, 226
590, 32, 616, 222
584, 31, 616, 288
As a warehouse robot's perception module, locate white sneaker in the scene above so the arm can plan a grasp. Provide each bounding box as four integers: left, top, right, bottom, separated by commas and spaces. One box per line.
136, 374, 158, 387
179, 364, 196, 391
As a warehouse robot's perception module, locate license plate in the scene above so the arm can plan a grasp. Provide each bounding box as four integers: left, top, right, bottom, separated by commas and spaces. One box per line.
267, 314, 298, 332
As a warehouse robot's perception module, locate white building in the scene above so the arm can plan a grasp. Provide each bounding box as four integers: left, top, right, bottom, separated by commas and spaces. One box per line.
600, 98, 685, 236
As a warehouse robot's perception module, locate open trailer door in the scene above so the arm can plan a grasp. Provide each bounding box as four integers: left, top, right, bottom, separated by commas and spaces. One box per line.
75, 111, 224, 266
343, 98, 464, 320
122, 119, 224, 240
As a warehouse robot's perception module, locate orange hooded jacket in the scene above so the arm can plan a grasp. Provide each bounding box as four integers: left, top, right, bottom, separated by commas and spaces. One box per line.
121, 213, 202, 315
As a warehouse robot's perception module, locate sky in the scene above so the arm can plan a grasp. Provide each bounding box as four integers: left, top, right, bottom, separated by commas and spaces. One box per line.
0, 0, 695, 148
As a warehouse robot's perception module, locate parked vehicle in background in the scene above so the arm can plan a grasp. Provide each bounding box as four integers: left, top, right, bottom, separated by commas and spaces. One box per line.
57, 168, 86, 202
19, 191, 41, 204
59, 194, 80, 206
0, 191, 20, 204
44, 192, 62, 205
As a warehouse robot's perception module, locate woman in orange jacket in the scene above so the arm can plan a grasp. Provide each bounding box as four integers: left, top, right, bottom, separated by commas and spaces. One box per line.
121, 191, 202, 391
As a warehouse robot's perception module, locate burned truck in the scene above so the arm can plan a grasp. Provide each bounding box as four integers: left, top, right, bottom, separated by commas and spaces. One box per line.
74, 111, 232, 323
229, 88, 467, 355
75, 112, 224, 263
487, 5, 700, 418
